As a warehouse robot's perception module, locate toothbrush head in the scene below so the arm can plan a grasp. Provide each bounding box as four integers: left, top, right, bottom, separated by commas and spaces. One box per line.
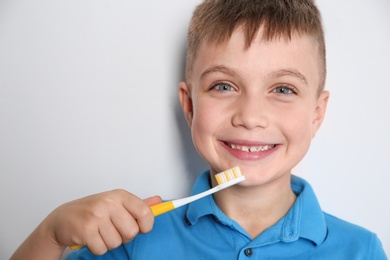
214, 166, 244, 185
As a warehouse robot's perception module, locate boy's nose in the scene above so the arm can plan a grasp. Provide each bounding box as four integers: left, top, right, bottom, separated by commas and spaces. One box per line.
231, 94, 269, 129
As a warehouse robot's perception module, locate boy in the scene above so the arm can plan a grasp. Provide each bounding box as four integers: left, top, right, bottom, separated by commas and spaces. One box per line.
11, 0, 387, 259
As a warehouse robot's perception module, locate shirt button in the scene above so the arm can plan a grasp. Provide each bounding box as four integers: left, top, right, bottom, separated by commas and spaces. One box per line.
244, 248, 253, 257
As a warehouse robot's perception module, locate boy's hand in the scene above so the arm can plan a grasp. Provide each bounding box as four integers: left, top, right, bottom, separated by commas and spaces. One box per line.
11, 190, 162, 259
47, 190, 162, 255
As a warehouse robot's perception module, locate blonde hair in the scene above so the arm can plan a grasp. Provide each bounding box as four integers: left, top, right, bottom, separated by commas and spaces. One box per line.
186, 0, 326, 92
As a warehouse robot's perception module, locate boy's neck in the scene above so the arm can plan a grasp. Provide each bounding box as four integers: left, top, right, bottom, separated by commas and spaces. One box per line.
213, 174, 296, 239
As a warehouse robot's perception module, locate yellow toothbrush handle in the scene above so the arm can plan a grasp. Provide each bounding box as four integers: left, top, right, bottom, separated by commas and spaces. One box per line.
150, 201, 175, 216
69, 244, 82, 250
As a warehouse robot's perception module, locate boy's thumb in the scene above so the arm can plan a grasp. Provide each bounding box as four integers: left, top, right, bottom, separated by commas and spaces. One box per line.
144, 195, 162, 206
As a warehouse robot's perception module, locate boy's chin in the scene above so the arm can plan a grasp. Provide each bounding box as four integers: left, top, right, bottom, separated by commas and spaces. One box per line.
238, 169, 292, 187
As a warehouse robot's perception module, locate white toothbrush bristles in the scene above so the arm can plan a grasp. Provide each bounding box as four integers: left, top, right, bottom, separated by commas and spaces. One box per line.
215, 166, 243, 185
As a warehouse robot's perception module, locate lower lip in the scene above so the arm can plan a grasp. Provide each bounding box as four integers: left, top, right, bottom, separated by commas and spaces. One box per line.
222, 142, 279, 160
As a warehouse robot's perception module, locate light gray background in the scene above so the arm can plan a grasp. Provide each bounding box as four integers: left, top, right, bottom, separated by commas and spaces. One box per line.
1, 0, 389, 258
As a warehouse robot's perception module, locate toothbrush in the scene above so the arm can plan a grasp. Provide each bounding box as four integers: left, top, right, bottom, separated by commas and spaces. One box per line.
151, 166, 245, 216
70, 166, 244, 250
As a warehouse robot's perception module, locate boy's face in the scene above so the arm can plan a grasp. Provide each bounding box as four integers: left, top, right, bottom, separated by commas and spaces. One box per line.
179, 27, 329, 187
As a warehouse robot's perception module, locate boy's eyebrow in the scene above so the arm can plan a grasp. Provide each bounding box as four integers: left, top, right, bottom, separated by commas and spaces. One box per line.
200, 65, 237, 80
269, 69, 308, 85
200, 65, 308, 86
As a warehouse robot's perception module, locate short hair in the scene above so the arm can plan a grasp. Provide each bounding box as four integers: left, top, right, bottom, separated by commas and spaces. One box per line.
186, 0, 326, 92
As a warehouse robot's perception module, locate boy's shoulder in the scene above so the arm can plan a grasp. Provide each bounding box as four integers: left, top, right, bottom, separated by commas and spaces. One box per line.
323, 211, 378, 241
324, 211, 371, 233
319, 211, 387, 258
292, 175, 374, 238
292, 175, 386, 258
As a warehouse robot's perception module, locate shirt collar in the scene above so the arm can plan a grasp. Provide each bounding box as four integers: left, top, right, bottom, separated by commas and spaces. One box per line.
288, 175, 327, 246
185, 171, 327, 246
185, 170, 219, 224
186, 170, 241, 227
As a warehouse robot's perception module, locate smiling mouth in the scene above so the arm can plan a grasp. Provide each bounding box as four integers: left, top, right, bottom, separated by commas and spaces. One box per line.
225, 142, 277, 152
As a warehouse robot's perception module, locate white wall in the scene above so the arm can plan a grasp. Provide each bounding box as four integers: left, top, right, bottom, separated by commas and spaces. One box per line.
0, 0, 389, 258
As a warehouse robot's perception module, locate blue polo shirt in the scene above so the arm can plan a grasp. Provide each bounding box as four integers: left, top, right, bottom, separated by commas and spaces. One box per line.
67, 172, 387, 259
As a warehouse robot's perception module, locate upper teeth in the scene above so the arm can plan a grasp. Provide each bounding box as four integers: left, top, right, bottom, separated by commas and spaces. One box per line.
230, 143, 275, 152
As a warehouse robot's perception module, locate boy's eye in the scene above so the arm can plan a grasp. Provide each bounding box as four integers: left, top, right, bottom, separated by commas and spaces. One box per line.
211, 82, 235, 92
273, 85, 297, 95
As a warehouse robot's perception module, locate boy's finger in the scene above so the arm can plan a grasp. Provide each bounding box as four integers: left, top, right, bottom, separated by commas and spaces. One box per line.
121, 193, 157, 234
111, 207, 141, 244
144, 196, 162, 206
98, 222, 123, 251
85, 235, 108, 256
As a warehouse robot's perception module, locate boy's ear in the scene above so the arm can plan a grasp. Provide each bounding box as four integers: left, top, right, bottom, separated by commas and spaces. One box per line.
179, 82, 193, 127
311, 90, 330, 138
